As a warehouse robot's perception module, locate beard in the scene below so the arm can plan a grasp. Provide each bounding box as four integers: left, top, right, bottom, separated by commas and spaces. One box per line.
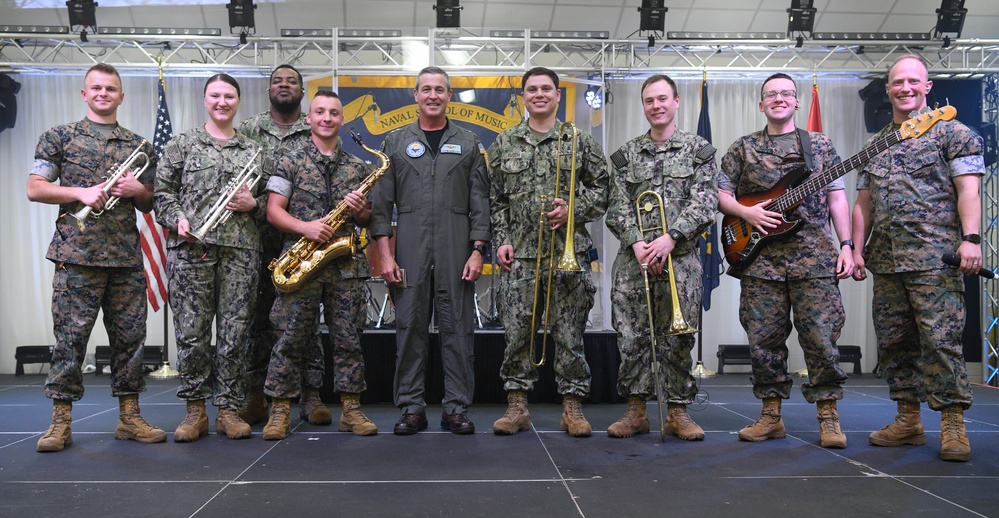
270, 91, 304, 115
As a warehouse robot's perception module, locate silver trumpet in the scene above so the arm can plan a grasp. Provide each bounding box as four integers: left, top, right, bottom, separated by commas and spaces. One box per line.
70, 140, 151, 226
190, 148, 261, 241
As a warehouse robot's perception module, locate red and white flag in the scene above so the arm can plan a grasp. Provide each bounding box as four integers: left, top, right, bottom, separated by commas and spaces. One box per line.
807, 83, 823, 133
140, 79, 173, 311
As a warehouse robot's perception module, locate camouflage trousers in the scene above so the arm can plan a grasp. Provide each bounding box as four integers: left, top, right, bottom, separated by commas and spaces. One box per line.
168, 243, 259, 409
45, 264, 147, 401
265, 274, 368, 398
739, 276, 847, 403
611, 250, 701, 403
245, 241, 324, 394
391, 265, 475, 415
496, 257, 595, 397
872, 270, 972, 410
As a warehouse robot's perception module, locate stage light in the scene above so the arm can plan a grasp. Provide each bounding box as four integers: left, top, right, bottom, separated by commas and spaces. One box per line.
812, 32, 931, 41
0, 73, 21, 135
0, 25, 70, 35
488, 30, 609, 39
434, 0, 462, 29
638, 0, 667, 47
66, 0, 97, 42
227, 0, 256, 44
667, 31, 784, 40
934, 0, 967, 46
98, 27, 222, 36
787, 0, 817, 42
585, 85, 603, 110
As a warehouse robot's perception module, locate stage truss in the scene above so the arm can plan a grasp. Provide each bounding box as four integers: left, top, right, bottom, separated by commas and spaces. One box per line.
3, 28, 998, 385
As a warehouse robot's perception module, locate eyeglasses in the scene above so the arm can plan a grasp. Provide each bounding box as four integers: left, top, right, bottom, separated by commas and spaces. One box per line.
762, 89, 797, 101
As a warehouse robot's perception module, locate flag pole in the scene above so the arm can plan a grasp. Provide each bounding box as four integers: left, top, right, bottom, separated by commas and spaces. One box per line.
691, 71, 716, 378
148, 57, 178, 379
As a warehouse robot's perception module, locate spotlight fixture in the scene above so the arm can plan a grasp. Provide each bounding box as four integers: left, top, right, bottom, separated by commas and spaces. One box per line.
434, 0, 462, 29
66, 0, 97, 42
585, 85, 603, 110
638, 0, 667, 47
786, 0, 817, 44
934, 0, 967, 47
227, 0, 256, 44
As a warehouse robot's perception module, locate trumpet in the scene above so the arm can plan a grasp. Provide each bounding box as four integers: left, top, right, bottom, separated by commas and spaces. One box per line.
70, 140, 151, 227
529, 122, 583, 368
270, 132, 388, 293
190, 148, 261, 242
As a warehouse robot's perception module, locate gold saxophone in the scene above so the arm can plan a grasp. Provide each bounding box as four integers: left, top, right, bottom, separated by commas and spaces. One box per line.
269, 132, 389, 294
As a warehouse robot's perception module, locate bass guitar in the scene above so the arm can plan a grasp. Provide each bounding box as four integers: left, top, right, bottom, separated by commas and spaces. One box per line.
721, 105, 956, 269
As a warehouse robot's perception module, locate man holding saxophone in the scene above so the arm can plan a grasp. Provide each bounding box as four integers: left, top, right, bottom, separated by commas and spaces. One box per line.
28, 63, 166, 452
605, 74, 718, 441
259, 90, 378, 440
489, 67, 609, 437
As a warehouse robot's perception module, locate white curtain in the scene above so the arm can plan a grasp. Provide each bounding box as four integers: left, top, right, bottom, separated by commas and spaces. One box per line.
0, 72, 877, 374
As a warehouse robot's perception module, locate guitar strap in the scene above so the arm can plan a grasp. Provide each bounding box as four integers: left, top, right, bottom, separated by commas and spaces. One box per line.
797, 127, 816, 171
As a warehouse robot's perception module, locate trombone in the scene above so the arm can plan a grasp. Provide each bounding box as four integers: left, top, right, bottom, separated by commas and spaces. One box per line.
70, 140, 151, 228
529, 122, 583, 368
636, 190, 696, 442
190, 149, 261, 241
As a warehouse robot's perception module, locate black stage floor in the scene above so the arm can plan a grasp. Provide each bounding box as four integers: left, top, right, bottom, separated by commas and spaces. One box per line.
1, 373, 997, 518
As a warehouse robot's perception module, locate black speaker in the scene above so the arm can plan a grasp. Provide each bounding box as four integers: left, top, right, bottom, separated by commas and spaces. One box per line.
981, 123, 997, 167
858, 79, 892, 133
0, 73, 20, 134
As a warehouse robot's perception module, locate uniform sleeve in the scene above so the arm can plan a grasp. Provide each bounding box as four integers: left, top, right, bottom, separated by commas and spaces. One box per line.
487, 138, 511, 247
153, 135, 187, 231
604, 145, 644, 247
468, 135, 491, 243
674, 140, 719, 239
369, 135, 397, 238
718, 141, 744, 193
32, 128, 63, 181
575, 133, 609, 224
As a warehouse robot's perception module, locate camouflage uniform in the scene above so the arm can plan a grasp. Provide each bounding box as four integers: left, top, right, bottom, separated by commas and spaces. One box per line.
487, 120, 609, 397
370, 120, 491, 415
857, 113, 984, 410
264, 139, 371, 398
606, 130, 718, 403
32, 118, 156, 401
154, 127, 264, 410
719, 129, 848, 403
237, 112, 319, 395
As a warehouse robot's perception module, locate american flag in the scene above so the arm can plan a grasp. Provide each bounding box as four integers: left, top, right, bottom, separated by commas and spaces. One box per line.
139, 79, 171, 312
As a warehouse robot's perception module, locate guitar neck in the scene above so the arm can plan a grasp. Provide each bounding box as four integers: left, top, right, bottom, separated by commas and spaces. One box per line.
770, 130, 901, 212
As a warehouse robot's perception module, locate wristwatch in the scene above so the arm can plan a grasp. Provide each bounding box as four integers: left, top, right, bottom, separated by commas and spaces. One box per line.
472, 243, 489, 256
962, 233, 981, 244
840, 240, 854, 249
667, 229, 684, 242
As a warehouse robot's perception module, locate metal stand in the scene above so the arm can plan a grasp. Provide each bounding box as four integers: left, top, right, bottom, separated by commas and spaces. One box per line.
148, 308, 178, 379
691, 292, 716, 378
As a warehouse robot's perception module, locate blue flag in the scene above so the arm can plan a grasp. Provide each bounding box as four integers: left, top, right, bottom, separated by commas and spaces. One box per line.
695, 80, 723, 311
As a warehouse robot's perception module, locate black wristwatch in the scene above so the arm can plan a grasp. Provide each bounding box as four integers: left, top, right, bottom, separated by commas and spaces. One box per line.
667, 229, 684, 242
840, 240, 854, 249
962, 233, 981, 244
472, 243, 489, 256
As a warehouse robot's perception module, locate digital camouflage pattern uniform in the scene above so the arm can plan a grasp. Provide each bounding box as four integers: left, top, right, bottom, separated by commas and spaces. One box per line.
606, 130, 718, 403
719, 128, 848, 403
237, 112, 319, 395
857, 111, 984, 410
264, 138, 371, 398
32, 118, 157, 401
154, 127, 264, 410
487, 120, 609, 397
370, 120, 491, 416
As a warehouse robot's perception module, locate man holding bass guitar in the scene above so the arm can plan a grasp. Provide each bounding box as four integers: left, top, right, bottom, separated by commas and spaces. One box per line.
717, 72, 854, 449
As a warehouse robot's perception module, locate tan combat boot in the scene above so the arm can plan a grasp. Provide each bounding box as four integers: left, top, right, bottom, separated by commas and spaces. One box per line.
217, 408, 252, 439
560, 394, 592, 437
338, 393, 377, 436
666, 403, 705, 441
869, 400, 925, 447
939, 405, 970, 462
300, 389, 333, 426
493, 390, 531, 435
37, 400, 72, 452
237, 389, 269, 426
816, 399, 847, 449
174, 399, 209, 443
115, 394, 167, 443
738, 397, 786, 442
607, 396, 650, 438
263, 398, 291, 440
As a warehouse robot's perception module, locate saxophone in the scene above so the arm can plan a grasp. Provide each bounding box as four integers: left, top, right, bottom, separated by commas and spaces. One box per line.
269, 132, 388, 294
